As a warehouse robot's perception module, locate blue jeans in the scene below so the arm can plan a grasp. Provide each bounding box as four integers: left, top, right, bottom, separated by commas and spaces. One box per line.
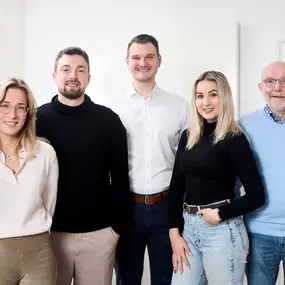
116, 198, 173, 285
246, 232, 285, 285
171, 211, 249, 285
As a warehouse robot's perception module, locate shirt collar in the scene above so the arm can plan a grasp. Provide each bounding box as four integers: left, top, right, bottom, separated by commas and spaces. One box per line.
264, 105, 285, 124
0, 145, 28, 164
0, 140, 36, 157
125, 83, 160, 99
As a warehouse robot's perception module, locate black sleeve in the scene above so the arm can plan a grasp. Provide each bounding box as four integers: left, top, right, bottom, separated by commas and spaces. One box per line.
36, 107, 44, 137
36, 105, 50, 139
168, 129, 188, 229
108, 113, 131, 235
218, 132, 265, 220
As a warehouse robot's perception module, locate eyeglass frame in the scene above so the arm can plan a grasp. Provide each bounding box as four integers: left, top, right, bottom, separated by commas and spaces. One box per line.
262, 77, 285, 88
0, 103, 29, 116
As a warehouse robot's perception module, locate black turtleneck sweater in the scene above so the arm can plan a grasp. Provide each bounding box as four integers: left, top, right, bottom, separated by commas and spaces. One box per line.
36, 95, 130, 235
168, 122, 265, 229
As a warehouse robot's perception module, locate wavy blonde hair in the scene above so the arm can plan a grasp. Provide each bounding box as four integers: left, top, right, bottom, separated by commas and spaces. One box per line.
0, 78, 37, 158
187, 71, 241, 149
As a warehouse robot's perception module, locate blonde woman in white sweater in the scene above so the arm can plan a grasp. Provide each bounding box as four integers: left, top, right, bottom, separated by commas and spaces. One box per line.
0, 78, 58, 285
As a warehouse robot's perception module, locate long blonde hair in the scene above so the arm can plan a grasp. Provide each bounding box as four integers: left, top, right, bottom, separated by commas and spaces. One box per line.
0, 78, 37, 158
187, 71, 241, 149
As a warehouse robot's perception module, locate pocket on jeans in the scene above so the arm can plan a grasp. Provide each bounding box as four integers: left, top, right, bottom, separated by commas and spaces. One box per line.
201, 217, 222, 227
233, 218, 249, 251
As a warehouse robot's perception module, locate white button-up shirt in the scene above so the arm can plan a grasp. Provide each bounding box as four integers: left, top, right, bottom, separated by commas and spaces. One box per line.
108, 85, 189, 195
0, 140, 58, 238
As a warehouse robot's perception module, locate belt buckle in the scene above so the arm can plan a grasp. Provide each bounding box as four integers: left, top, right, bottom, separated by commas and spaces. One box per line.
144, 195, 150, 205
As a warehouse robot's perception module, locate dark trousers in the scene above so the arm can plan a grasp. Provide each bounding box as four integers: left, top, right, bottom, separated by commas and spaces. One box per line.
116, 198, 173, 285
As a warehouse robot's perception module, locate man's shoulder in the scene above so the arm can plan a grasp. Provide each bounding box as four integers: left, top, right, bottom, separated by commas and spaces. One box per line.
91, 102, 123, 126
239, 109, 263, 126
102, 94, 131, 116
91, 102, 119, 117
37, 102, 53, 115
158, 87, 188, 105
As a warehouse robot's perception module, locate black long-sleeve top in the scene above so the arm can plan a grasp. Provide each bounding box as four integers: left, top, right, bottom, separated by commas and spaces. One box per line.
168, 122, 265, 229
36, 95, 131, 235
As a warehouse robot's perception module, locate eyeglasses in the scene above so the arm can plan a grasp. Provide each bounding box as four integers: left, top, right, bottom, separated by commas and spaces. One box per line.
0, 103, 29, 115
262, 77, 285, 88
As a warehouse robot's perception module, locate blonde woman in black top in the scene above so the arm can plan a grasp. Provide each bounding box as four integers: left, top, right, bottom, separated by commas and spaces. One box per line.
168, 71, 265, 285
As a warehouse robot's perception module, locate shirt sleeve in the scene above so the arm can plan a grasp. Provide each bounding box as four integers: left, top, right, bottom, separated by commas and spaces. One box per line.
218, 132, 265, 220
181, 101, 190, 135
42, 148, 59, 218
108, 113, 131, 235
168, 129, 188, 229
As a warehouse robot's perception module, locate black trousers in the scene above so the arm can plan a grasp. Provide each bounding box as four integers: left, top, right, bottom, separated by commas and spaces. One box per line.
116, 198, 173, 285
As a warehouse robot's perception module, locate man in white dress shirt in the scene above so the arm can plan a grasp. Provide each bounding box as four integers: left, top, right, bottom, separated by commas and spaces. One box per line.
111, 34, 189, 285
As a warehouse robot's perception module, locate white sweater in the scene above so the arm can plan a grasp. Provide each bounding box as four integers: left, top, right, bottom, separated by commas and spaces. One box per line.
0, 140, 58, 238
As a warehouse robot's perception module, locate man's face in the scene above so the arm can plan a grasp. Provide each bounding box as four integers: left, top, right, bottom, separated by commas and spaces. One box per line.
53, 54, 90, 100
126, 43, 161, 83
259, 62, 285, 116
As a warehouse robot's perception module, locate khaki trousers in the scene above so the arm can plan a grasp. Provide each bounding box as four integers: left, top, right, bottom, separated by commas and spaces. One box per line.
51, 227, 118, 285
0, 232, 57, 285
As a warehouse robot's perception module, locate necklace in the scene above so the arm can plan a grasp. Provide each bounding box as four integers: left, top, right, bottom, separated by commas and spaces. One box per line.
6, 146, 17, 161
2, 142, 17, 162
5, 150, 14, 162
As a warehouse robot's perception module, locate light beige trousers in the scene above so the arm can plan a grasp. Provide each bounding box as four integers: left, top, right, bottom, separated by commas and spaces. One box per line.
51, 227, 118, 285
0, 232, 57, 285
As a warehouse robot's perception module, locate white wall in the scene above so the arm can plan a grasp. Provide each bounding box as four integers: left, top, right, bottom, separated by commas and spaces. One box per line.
0, 0, 25, 79
22, 0, 285, 117
24, 0, 239, 112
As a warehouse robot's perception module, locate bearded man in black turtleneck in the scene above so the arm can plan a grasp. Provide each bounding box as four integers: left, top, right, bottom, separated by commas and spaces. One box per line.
36, 46, 130, 285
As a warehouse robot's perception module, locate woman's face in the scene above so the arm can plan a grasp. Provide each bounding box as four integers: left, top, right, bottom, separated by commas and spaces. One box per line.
195, 80, 220, 123
0, 88, 28, 140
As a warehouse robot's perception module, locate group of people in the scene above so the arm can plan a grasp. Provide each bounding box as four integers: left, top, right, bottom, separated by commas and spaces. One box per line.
0, 33, 283, 285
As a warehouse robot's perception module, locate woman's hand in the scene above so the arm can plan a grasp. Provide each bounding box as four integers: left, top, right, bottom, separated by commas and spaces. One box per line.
169, 228, 192, 274
196, 208, 221, 225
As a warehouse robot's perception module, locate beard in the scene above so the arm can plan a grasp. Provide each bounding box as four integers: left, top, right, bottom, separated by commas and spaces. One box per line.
59, 85, 85, 100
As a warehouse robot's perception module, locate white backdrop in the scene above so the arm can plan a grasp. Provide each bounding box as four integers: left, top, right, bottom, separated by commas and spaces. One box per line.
25, 0, 239, 115
0, 0, 25, 80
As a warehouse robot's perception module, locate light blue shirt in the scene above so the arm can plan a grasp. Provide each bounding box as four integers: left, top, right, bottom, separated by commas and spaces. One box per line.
239, 108, 285, 237
264, 105, 285, 124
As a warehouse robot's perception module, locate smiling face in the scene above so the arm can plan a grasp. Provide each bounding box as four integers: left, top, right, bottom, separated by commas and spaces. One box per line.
259, 61, 285, 118
126, 42, 161, 84
0, 88, 28, 140
195, 80, 220, 123
53, 54, 90, 101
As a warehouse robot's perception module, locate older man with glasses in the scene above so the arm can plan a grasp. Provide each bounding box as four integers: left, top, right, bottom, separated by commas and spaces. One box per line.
239, 61, 285, 285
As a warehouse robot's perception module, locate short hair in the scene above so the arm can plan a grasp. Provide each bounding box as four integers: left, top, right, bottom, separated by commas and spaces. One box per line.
127, 34, 160, 56
187, 71, 241, 149
0, 78, 37, 158
54, 46, 90, 72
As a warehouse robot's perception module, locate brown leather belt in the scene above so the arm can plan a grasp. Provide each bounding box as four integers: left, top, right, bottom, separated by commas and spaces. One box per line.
184, 200, 230, 214
131, 190, 167, 205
